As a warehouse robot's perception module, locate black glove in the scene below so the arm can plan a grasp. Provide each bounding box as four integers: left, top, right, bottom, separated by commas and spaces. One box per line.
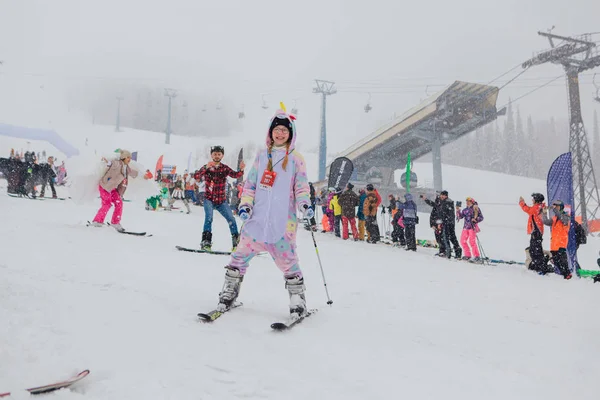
381, 205, 385, 214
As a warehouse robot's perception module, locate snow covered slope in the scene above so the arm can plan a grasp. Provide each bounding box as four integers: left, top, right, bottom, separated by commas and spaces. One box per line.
1, 164, 600, 399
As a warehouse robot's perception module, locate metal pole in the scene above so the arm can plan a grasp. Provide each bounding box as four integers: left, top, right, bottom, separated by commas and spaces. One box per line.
431, 120, 443, 191
166, 96, 172, 145
313, 80, 336, 182
164, 88, 177, 145
319, 93, 327, 181
115, 96, 123, 132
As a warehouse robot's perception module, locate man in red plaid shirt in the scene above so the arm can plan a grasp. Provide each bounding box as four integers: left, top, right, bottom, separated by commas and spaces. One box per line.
198, 145, 245, 251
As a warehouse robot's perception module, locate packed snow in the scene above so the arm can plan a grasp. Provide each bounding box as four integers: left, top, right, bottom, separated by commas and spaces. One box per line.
1, 125, 600, 399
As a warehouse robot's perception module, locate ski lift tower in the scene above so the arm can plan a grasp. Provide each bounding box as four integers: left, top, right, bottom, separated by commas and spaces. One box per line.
523, 31, 600, 232
164, 88, 178, 145
313, 79, 336, 181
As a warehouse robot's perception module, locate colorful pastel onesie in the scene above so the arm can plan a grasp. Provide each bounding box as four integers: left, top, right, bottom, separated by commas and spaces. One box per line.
227, 112, 311, 278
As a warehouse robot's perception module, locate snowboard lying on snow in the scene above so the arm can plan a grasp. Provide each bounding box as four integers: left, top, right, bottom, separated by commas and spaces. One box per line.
0, 369, 90, 397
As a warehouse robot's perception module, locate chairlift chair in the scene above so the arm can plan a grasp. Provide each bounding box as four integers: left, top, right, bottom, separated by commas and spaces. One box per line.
594, 73, 600, 103
261, 94, 269, 110
364, 93, 372, 113
291, 99, 299, 115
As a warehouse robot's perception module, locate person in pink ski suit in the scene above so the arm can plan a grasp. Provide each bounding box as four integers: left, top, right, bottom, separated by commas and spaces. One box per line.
214, 108, 313, 317
91, 150, 140, 232
456, 197, 484, 261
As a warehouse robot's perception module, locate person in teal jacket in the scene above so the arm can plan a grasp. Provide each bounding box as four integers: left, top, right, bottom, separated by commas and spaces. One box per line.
357, 189, 367, 241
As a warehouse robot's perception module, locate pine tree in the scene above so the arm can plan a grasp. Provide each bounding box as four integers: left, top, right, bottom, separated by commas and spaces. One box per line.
503, 100, 517, 175
526, 115, 537, 177
486, 119, 503, 172
515, 107, 525, 176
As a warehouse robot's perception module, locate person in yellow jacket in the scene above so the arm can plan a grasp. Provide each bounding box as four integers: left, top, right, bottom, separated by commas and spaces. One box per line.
542, 200, 572, 279
329, 187, 342, 237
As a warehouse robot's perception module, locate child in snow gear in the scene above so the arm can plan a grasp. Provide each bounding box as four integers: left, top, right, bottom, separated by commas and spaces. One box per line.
168, 175, 191, 214
456, 197, 483, 261
197, 145, 245, 251
91, 150, 141, 232
391, 205, 406, 246
398, 193, 418, 250
215, 107, 312, 318
519, 193, 546, 273
542, 200, 572, 279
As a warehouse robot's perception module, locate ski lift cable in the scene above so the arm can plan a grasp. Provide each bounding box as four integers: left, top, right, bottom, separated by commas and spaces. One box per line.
498, 74, 563, 109
336, 80, 597, 94
335, 73, 598, 90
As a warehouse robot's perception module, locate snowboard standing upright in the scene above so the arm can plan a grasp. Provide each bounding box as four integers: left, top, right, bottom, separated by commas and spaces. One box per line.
230, 148, 244, 212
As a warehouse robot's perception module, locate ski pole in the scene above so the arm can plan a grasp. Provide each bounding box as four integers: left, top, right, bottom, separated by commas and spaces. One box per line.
475, 234, 490, 265
306, 217, 333, 305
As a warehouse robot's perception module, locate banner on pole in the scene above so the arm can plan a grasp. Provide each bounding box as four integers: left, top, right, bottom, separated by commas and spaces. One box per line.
546, 152, 579, 273
327, 157, 354, 190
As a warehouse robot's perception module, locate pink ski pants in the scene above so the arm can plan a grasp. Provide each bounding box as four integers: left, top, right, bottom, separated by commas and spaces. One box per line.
93, 185, 123, 225
228, 232, 302, 278
460, 229, 480, 258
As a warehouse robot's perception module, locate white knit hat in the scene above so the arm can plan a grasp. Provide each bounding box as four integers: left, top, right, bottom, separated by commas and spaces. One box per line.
120, 149, 132, 159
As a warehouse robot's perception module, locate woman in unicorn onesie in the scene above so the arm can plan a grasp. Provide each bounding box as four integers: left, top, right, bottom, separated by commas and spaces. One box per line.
214, 106, 314, 318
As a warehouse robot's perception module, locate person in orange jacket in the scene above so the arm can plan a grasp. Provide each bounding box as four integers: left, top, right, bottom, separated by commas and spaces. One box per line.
363, 184, 382, 243
519, 193, 547, 273
542, 200, 572, 279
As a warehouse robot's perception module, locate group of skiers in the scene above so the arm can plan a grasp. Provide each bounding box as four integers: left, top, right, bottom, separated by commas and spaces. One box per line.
316, 186, 489, 262
81, 105, 592, 323
316, 184, 420, 251
519, 192, 586, 280
88, 107, 314, 319
1, 149, 66, 198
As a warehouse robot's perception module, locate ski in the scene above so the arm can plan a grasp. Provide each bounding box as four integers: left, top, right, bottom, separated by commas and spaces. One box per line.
271, 309, 317, 331
107, 223, 150, 236
176, 246, 232, 255
197, 302, 243, 322
0, 369, 90, 398
118, 230, 150, 237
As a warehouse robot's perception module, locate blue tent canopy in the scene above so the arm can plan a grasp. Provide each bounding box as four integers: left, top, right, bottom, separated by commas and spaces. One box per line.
0, 122, 79, 158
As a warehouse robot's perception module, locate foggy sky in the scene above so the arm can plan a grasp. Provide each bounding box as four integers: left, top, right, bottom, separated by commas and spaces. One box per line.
1, 0, 600, 154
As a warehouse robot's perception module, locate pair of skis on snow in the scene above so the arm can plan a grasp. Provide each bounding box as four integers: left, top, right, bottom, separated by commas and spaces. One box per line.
86, 221, 150, 237
0, 370, 89, 398
7, 193, 67, 201
197, 303, 317, 331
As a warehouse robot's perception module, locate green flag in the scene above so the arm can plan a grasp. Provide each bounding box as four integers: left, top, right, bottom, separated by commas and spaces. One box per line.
406, 152, 411, 193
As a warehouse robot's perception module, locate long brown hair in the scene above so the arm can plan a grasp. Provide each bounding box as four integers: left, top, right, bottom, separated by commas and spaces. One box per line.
266, 141, 291, 172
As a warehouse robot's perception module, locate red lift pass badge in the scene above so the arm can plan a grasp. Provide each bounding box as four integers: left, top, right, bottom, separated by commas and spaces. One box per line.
259, 170, 277, 191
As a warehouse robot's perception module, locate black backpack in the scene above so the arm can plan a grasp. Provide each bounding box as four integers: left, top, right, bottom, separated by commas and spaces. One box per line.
573, 220, 587, 246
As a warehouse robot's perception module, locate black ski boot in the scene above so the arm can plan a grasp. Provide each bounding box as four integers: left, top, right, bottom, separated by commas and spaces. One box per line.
201, 231, 212, 251
454, 248, 462, 260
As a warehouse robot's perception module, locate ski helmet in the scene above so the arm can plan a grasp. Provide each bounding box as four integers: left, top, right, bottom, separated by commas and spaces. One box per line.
552, 199, 565, 210
531, 193, 545, 203
210, 145, 225, 154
